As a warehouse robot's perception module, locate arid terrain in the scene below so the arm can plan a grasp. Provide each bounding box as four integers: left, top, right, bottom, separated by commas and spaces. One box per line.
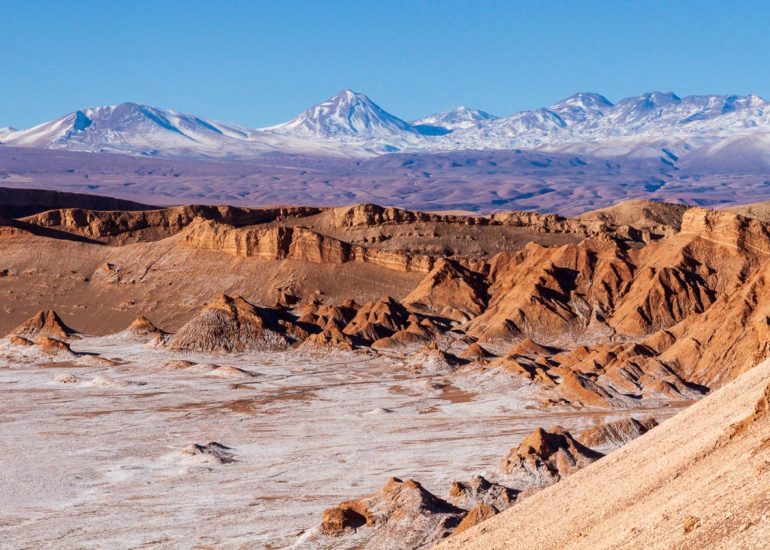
4, 145, 770, 216
2, 186, 770, 548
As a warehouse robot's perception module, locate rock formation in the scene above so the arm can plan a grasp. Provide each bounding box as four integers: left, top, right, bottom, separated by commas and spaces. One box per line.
180, 219, 435, 273
166, 294, 294, 353
298, 326, 355, 351
21, 204, 323, 244
127, 315, 167, 339
406, 342, 465, 375
578, 416, 658, 451
579, 199, 689, 232
451, 503, 498, 536
9, 310, 79, 341
315, 425, 606, 547
319, 477, 465, 547
343, 296, 411, 342
180, 442, 235, 464
35, 336, 77, 357
459, 342, 493, 360
403, 259, 488, 321
497, 426, 604, 487
446, 475, 517, 511
9, 335, 33, 347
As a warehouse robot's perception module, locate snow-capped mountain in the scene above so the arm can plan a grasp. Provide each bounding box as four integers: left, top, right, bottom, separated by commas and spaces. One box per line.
0, 102, 277, 158
412, 106, 497, 130
549, 92, 613, 124
422, 91, 770, 160
265, 89, 421, 139
261, 89, 436, 153
3, 90, 770, 165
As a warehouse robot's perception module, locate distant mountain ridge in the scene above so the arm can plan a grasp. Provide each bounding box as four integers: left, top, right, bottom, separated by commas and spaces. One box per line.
3, 89, 770, 166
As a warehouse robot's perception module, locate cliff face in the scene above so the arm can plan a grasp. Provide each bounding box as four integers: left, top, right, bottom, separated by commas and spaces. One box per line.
22, 205, 324, 244
679, 207, 770, 256
325, 203, 488, 228
179, 219, 436, 273
465, 237, 637, 344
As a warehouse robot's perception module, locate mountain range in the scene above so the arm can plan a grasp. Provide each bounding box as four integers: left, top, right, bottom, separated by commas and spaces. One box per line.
3, 90, 770, 169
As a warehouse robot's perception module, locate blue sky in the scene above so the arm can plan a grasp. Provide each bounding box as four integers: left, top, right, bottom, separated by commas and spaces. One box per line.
3, 0, 770, 129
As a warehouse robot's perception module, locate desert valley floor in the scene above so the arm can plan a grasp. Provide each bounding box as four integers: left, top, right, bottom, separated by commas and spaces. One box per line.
1, 187, 770, 548
0, 340, 683, 548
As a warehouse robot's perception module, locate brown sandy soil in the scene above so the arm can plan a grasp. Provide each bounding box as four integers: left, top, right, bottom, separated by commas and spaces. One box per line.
436, 358, 770, 550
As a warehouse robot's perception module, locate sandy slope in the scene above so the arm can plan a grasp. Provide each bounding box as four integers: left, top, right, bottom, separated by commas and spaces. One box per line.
437, 359, 770, 550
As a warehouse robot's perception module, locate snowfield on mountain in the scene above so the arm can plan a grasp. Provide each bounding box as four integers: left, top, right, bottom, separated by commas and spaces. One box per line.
3, 90, 770, 166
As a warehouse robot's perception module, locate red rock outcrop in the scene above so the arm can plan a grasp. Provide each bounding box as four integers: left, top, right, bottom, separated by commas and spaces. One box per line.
299, 327, 354, 351
319, 477, 465, 546
180, 219, 435, 273
451, 503, 498, 536
446, 475, 517, 511
35, 336, 77, 356
8, 335, 33, 347
295, 301, 359, 330
127, 315, 166, 338
343, 296, 411, 342
578, 416, 658, 451
166, 294, 295, 353
326, 204, 486, 229
9, 310, 79, 341
498, 426, 604, 487
579, 199, 690, 231
465, 236, 635, 344
403, 259, 488, 322
22, 204, 323, 244
460, 342, 493, 360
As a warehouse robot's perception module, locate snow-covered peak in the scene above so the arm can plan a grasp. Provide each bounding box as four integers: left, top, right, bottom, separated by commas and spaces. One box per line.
608, 91, 683, 125
0, 126, 16, 140
594, 92, 769, 132
684, 94, 769, 115
550, 92, 613, 111
549, 92, 613, 125
413, 106, 498, 130
265, 89, 420, 139
0, 102, 260, 157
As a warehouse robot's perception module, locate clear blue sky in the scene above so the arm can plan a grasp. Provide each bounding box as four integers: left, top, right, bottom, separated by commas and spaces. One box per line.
3, 0, 770, 129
